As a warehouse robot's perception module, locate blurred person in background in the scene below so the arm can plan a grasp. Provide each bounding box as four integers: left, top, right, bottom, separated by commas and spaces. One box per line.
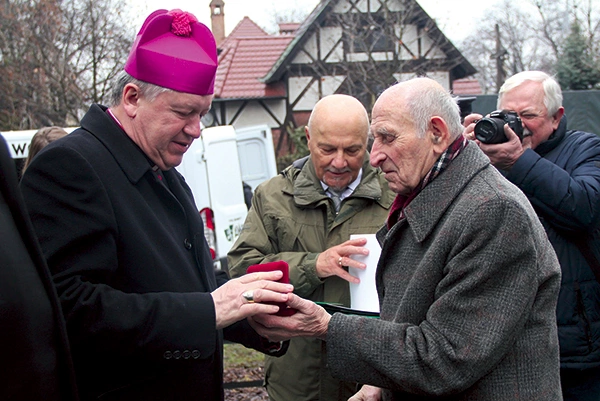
22, 126, 68, 175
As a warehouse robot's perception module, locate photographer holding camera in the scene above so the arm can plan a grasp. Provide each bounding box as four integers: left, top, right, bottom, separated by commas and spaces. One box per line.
464, 70, 600, 401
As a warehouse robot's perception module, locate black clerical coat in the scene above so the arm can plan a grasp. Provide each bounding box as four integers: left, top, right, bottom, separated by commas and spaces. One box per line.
20, 105, 274, 400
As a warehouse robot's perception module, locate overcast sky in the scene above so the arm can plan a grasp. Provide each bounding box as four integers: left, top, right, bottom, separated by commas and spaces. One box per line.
133, 0, 502, 44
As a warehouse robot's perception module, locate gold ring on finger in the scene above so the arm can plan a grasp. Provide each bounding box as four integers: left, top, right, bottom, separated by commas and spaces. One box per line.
242, 290, 254, 303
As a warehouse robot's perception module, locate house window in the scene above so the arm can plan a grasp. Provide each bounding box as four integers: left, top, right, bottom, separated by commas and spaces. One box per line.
368, 26, 395, 52
344, 25, 395, 54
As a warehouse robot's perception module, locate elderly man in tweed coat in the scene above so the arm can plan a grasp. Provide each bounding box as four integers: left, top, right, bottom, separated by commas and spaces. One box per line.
248, 77, 563, 400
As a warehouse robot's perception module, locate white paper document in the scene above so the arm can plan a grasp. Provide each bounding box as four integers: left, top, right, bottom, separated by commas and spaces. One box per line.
349, 234, 381, 313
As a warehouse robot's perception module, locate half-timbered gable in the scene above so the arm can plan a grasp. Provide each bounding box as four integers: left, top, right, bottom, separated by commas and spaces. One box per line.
209, 0, 476, 156
262, 0, 475, 120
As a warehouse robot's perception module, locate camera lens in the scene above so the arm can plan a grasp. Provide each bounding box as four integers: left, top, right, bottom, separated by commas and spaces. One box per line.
474, 118, 508, 144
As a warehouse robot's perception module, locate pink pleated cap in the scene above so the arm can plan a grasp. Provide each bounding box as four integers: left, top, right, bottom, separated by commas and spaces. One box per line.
124, 9, 218, 96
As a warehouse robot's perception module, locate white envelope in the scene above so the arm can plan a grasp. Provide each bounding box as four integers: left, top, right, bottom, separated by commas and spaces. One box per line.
348, 234, 380, 313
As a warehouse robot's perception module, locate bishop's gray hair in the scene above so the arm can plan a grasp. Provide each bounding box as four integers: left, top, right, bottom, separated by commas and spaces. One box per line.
109, 71, 172, 107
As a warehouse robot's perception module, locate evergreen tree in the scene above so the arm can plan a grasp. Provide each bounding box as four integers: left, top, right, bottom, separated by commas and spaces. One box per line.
556, 20, 600, 90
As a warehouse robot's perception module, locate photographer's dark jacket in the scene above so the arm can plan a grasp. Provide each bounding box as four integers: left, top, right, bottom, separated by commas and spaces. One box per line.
503, 117, 600, 369
20, 104, 282, 400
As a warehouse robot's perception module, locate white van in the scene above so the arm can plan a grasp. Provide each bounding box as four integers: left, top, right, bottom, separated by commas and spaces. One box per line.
3, 128, 77, 176
177, 124, 278, 269
235, 125, 278, 192
3, 124, 278, 270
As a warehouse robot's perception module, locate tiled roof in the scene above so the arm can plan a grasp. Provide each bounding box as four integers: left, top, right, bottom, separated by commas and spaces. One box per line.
230, 16, 268, 37
214, 18, 293, 99
452, 78, 483, 95
219, 16, 268, 50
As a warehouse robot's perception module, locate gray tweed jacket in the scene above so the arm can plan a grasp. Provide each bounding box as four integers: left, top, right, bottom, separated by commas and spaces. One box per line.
327, 143, 563, 400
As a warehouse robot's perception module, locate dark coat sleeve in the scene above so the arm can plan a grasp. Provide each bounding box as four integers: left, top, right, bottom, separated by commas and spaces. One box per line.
505, 133, 600, 233
328, 189, 560, 396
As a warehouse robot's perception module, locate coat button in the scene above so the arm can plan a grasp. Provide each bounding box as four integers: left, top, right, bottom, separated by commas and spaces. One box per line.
173, 350, 181, 359
192, 350, 201, 359
182, 350, 191, 359
184, 239, 192, 250
163, 351, 173, 360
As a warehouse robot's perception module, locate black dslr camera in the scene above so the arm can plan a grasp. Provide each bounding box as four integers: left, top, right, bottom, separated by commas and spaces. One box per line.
474, 110, 524, 144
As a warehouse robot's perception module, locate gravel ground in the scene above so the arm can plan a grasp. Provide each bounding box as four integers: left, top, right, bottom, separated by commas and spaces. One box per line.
223, 343, 269, 401
224, 366, 268, 400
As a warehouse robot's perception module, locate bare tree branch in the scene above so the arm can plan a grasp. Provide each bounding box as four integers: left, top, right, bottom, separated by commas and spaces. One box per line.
0, 0, 132, 130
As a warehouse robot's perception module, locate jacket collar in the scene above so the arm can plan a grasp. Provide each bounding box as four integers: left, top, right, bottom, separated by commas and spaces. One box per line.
535, 115, 567, 156
398, 142, 490, 243
80, 104, 155, 184
288, 153, 386, 208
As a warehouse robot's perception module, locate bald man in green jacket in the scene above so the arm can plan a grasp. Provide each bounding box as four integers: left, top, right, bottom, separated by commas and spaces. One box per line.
228, 94, 394, 401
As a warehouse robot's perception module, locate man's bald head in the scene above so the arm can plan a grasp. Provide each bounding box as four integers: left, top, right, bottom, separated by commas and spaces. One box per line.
307, 94, 369, 142
305, 94, 369, 191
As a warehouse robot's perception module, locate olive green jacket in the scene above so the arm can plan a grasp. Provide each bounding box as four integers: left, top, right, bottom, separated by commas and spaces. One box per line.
228, 154, 394, 401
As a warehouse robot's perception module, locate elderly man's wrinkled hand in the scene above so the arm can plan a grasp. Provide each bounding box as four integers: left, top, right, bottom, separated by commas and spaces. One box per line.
211, 271, 294, 330
348, 385, 382, 401
248, 293, 331, 342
